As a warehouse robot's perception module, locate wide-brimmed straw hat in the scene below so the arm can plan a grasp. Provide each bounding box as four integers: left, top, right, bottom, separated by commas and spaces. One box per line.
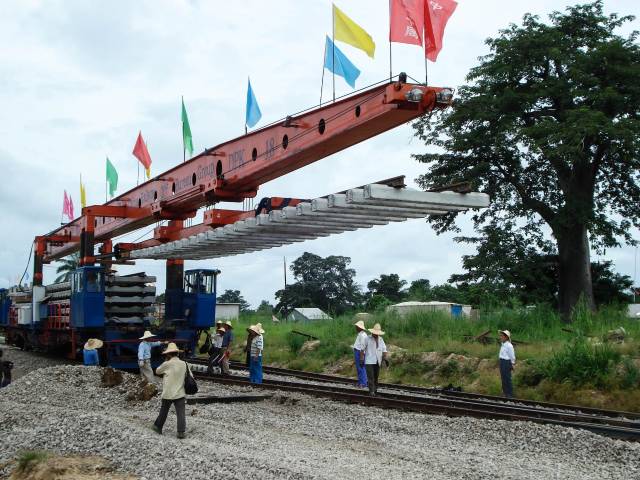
499, 330, 511, 340
225, 320, 233, 328
256, 322, 265, 334
216, 326, 225, 333
354, 320, 366, 331
139, 330, 156, 340
247, 324, 262, 335
368, 323, 385, 336
216, 320, 224, 325
84, 338, 103, 350
162, 342, 182, 355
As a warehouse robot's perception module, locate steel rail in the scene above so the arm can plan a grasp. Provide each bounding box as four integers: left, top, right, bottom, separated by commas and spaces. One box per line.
189, 358, 640, 421
192, 372, 640, 442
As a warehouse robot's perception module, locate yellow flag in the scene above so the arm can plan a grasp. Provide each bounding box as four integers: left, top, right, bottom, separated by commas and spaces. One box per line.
80, 175, 87, 208
145, 167, 151, 179
333, 4, 375, 58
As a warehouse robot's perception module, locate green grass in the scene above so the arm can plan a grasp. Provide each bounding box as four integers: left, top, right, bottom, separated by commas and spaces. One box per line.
16, 451, 50, 473
215, 306, 640, 411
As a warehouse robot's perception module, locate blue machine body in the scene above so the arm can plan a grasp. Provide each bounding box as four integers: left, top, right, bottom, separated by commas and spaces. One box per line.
70, 266, 105, 328
1, 266, 219, 370
0, 289, 10, 326
182, 269, 219, 328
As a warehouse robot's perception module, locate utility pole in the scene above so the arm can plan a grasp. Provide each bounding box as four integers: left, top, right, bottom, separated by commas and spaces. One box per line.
283, 257, 287, 289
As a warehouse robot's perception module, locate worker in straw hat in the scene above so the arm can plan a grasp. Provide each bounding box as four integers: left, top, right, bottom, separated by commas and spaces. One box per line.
82, 338, 103, 366
364, 323, 388, 396
138, 330, 165, 383
152, 342, 188, 439
352, 320, 368, 389
498, 330, 516, 398
220, 320, 234, 375
247, 324, 264, 384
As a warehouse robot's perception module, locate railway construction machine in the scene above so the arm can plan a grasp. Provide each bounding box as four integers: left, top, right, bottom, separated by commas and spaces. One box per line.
0, 75, 489, 368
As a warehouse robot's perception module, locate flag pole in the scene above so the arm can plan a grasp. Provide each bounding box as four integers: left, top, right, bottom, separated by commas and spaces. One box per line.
182, 96, 186, 163
424, 48, 428, 85
320, 38, 326, 106
137, 161, 140, 186
332, 6, 336, 102
388, 0, 392, 82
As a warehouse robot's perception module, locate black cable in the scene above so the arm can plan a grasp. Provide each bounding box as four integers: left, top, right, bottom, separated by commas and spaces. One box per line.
18, 244, 33, 287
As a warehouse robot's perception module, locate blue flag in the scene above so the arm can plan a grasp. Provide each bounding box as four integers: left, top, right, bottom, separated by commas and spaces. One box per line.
324, 36, 361, 88
245, 78, 262, 128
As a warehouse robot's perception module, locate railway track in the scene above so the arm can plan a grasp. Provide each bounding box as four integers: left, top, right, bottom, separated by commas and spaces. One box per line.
190, 358, 640, 421
189, 358, 640, 442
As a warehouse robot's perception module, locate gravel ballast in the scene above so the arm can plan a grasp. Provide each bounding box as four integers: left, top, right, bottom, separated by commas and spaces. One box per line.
0, 358, 639, 479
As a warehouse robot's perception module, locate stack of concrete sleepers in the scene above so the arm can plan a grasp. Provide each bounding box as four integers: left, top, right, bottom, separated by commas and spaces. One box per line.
105, 273, 156, 325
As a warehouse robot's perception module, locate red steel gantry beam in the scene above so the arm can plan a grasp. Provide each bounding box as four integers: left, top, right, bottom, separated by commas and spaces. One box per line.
36, 78, 453, 268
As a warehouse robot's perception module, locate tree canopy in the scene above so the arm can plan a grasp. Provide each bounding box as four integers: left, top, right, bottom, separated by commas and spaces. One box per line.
413, 1, 640, 318
275, 252, 361, 316
217, 289, 251, 312
367, 274, 407, 302
54, 253, 80, 283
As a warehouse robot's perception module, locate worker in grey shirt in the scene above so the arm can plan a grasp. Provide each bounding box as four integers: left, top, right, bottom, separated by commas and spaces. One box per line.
498, 330, 516, 398
138, 330, 164, 383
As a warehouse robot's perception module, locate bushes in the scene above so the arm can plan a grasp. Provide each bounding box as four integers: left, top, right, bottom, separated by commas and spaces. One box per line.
544, 339, 621, 388
286, 332, 306, 354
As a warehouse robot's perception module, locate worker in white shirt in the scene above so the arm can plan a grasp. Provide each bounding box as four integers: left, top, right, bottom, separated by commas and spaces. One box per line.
152, 342, 188, 439
352, 320, 368, 388
364, 323, 388, 396
498, 330, 516, 398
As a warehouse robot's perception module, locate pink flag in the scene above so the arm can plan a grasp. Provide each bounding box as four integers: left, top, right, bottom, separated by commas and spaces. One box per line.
62, 190, 70, 220
68, 195, 74, 220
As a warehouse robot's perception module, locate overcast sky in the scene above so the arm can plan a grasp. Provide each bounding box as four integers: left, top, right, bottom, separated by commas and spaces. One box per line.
0, 0, 637, 307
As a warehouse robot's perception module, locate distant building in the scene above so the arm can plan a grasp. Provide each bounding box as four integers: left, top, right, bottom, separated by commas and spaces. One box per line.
386, 301, 472, 318
287, 307, 332, 322
628, 304, 640, 319
216, 303, 241, 320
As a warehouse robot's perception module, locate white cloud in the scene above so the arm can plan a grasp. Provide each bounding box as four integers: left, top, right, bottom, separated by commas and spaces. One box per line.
0, 0, 637, 306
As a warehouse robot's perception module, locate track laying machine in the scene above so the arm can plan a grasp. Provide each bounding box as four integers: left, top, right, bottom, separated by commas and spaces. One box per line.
0, 75, 488, 367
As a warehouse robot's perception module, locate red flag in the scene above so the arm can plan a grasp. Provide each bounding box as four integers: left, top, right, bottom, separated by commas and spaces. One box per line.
424, 0, 457, 62
132, 131, 152, 179
68, 195, 74, 220
389, 0, 424, 46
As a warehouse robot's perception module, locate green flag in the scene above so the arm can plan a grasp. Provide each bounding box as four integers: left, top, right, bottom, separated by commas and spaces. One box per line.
181, 97, 193, 158
106, 157, 118, 198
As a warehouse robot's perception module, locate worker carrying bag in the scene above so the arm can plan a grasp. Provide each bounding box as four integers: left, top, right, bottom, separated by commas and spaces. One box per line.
184, 363, 198, 395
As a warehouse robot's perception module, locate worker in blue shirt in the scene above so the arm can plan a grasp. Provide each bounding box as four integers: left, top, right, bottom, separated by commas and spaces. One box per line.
138, 330, 164, 383
82, 338, 103, 366
221, 320, 234, 375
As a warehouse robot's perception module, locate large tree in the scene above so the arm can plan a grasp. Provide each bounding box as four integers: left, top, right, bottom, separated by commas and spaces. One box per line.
450, 223, 633, 306
217, 289, 251, 312
413, 2, 640, 318
367, 273, 407, 302
275, 252, 362, 316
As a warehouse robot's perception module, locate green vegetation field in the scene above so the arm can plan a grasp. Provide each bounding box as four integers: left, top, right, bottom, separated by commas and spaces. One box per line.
217, 306, 640, 412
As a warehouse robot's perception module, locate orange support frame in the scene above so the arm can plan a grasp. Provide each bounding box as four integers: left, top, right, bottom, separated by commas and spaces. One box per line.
37, 79, 453, 263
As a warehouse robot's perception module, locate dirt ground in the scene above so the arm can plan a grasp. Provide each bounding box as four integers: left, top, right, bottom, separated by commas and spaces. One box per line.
5, 454, 136, 480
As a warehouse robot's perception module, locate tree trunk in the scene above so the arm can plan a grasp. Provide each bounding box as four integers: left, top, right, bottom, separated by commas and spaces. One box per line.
556, 225, 596, 321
